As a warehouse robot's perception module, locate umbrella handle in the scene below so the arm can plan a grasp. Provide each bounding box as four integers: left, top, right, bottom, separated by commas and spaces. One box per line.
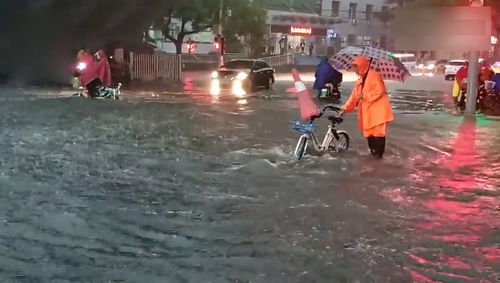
356, 57, 373, 107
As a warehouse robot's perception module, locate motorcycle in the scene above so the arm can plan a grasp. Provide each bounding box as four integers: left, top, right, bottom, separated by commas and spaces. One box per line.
73, 57, 121, 100
455, 81, 496, 114
479, 80, 500, 116
73, 78, 122, 100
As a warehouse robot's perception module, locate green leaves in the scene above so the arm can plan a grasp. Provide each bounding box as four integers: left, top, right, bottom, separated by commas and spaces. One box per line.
223, 0, 267, 55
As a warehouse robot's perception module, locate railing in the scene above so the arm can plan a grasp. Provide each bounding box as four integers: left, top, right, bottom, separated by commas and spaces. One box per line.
259, 54, 295, 67
129, 52, 182, 81
181, 53, 248, 64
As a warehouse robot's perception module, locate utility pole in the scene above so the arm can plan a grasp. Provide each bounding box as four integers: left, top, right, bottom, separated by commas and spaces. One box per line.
218, 0, 223, 35
218, 0, 224, 67
465, 0, 484, 115
465, 53, 480, 116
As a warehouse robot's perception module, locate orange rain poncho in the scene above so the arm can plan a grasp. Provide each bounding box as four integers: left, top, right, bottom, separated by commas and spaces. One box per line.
342, 56, 394, 137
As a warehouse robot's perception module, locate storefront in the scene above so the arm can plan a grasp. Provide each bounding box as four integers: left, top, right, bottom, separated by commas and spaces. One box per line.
267, 10, 342, 56
271, 25, 328, 54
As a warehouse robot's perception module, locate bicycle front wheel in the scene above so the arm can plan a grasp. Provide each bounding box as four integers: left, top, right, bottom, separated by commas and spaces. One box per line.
293, 136, 308, 160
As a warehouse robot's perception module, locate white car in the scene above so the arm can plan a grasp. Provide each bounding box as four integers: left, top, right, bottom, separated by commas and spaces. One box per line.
393, 53, 417, 73
445, 60, 467, 81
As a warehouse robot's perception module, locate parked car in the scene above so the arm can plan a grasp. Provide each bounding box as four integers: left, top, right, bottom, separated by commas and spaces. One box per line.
211, 59, 275, 96
445, 59, 467, 81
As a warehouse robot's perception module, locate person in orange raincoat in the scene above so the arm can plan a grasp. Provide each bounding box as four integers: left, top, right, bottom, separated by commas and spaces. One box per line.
340, 56, 394, 158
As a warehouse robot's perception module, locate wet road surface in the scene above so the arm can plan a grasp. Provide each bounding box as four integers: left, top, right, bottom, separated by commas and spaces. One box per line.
0, 73, 498, 282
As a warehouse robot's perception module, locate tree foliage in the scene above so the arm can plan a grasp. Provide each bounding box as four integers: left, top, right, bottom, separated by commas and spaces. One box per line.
0, 0, 179, 83
154, 0, 267, 55
155, 0, 219, 54
223, 0, 267, 56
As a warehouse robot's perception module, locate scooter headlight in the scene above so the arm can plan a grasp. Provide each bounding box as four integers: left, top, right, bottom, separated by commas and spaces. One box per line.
211, 71, 219, 79
76, 62, 87, 71
236, 72, 248, 80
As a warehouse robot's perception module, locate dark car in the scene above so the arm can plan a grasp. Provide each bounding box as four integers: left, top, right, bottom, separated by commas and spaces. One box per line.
212, 59, 275, 91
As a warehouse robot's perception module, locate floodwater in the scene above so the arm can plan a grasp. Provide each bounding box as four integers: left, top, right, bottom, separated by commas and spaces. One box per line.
0, 74, 498, 282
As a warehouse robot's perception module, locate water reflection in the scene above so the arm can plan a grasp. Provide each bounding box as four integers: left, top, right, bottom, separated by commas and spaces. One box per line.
404, 117, 499, 282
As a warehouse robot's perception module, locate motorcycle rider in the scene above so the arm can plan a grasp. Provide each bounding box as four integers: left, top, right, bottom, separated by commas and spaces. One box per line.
313, 57, 343, 99
452, 61, 494, 113
452, 61, 468, 112
74, 49, 112, 98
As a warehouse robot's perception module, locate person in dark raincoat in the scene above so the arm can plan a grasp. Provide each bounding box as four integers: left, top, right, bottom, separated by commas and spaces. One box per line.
313, 57, 343, 97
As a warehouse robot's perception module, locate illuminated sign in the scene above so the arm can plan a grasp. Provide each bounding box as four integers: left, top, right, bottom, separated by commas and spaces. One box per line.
291, 26, 312, 35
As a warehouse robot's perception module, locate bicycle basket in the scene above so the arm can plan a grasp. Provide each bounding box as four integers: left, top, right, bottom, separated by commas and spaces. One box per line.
290, 120, 316, 134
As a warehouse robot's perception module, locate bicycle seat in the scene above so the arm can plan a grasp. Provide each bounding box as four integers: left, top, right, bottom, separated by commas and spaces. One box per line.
327, 115, 343, 124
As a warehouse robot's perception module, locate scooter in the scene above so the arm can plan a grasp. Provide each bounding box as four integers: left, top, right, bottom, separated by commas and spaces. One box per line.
318, 83, 341, 100
290, 105, 350, 160
456, 81, 488, 113
73, 77, 121, 100
73, 62, 121, 100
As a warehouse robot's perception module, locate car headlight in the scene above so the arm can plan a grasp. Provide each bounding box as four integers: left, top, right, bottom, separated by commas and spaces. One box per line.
211, 71, 219, 79
427, 64, 435, 70
418, 64, 424, 69
236, 72, 248, 80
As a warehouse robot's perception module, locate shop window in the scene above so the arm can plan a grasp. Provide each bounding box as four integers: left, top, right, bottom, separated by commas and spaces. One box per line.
366, 4, 373, 20
349, 3, 357, 19
331, 1, 340, 17
363, 36, 372, 45
347, 34, 357, 45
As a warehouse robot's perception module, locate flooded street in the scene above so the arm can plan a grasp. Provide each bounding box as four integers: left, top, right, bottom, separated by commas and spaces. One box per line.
0, 73, 498, 282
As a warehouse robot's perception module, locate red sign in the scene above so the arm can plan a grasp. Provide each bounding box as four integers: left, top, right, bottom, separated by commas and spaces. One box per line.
290, 26, 312, 35
470, 0, 483, 7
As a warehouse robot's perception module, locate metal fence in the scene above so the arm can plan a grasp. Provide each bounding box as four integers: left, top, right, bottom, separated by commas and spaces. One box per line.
181, 53, 248, 64
259, 54, 295, 67
129, 52, 182, 81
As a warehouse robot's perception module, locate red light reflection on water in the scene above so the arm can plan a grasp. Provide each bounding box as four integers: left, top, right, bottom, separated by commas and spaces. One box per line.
410, 271, 437, 283
183, 76, 195, 92
400, 118, 498, 282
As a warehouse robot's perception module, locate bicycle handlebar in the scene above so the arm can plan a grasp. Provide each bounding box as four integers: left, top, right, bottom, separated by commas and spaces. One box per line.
310, 105, 342, 121
322, 105, 342, 113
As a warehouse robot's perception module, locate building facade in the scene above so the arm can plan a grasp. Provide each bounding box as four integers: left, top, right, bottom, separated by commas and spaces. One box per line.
147, 0, 393, 56
265, 0, 389, 56
320, 0, 389, 49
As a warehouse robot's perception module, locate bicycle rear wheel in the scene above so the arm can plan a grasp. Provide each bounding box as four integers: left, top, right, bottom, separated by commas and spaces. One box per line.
329, 132, 350, 152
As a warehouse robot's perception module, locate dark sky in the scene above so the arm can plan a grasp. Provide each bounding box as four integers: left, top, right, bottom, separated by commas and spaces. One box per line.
0, 0, 176, 84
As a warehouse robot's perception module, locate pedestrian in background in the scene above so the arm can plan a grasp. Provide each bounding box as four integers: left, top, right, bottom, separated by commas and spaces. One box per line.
309, 42, 314, 56
300, 40, 306, 54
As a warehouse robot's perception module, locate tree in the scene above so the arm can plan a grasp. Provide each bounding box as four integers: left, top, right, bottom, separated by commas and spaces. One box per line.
0, 0, 179, 83
222, 0, 267, 57
156, 0, 219, 54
